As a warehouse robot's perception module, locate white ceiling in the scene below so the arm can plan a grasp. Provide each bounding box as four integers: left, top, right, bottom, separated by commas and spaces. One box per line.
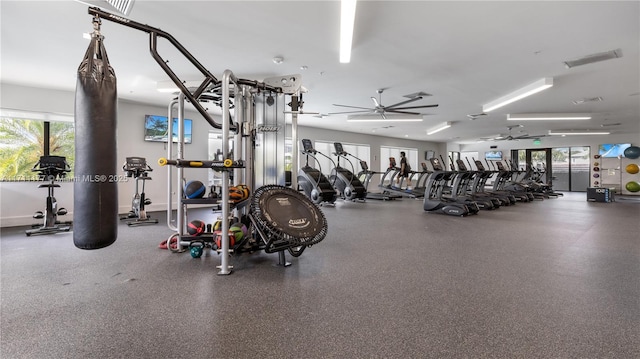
1, 1, 639, 144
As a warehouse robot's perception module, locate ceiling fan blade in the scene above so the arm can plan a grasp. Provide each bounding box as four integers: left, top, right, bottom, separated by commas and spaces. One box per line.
371, 97, 381, 108
384, 96, 422, 109
385, 109, 421, 115
328, 110, 373, 115
389, 104, 439, 110
332, 104, 374, 110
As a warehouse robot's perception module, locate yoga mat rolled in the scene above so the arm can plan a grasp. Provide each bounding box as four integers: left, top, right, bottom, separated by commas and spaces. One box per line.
73, 35, 118, 249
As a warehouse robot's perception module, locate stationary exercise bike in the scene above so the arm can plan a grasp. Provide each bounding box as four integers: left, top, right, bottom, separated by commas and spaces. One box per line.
26, 155, 72, 236
120, 157, 158, 226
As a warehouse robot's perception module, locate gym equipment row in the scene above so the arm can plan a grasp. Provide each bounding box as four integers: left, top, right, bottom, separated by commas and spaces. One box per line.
25, 156, 72, 236
356, 160, 402, 201
378, 157, 429, 199
297, 139, 367, 204
419, 154, 568, 216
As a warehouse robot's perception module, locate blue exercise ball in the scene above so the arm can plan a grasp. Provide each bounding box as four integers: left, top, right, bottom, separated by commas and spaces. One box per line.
623, 146, 640, 159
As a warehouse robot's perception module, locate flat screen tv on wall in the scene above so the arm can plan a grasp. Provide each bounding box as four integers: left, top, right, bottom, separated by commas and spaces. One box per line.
485, 150, 502, 160
144, 115, 192, 144
598, 143, 631, 157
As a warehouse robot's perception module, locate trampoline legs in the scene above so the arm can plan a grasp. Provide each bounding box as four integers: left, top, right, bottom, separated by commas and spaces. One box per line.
278, 251, 292, 267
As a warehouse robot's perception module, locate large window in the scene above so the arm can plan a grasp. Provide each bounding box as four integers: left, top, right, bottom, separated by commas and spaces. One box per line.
0, 110, 75, 181
380, 146, 417, 171
312, 140, 370, 176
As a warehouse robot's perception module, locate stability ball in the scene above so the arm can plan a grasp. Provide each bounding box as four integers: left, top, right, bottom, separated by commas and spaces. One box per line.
626, 163, 640, 175
625, 181, 640, 193
623, 146, 640, 159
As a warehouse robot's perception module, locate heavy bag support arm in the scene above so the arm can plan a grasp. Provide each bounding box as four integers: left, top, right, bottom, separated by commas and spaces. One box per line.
87, 7, 222, 128
87, 7, 282, 133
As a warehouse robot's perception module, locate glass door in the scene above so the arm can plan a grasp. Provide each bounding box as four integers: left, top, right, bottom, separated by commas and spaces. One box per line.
551, 147, 570, 191
527, 149, 550, 183
569, 146, 590, 191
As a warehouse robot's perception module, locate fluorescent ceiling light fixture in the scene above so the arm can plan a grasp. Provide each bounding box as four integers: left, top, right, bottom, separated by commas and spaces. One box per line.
340, 0, 357, 63
564, 49, 622, 69
347, 114, 422, 122
426, 121, 452, 135
548, 130, 610, 136
482, 77, 553, 112
508, 113, 591, 121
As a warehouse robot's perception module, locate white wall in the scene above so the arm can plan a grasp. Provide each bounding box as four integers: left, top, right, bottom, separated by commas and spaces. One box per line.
0, 83, 210, 227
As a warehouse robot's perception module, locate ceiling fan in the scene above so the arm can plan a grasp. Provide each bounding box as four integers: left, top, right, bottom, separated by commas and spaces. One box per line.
483, 125, 547, 141
467, 112, 487, 120
330, 89, 438, 119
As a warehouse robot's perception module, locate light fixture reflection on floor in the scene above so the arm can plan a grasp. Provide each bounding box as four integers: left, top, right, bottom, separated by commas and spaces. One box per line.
426, 121, 452, 135
508, 113, 591, 121
483, 77, 553, 112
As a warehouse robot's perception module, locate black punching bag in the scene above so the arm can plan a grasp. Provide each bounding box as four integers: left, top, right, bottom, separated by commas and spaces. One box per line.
73, 35, 118, 249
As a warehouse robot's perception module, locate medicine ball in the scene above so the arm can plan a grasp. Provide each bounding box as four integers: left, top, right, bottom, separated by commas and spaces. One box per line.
230, 222, 247, 243
184, 180, 206, 199
214, 230, 236, 248
187, 220, 206, 236
229, 185, 250, 203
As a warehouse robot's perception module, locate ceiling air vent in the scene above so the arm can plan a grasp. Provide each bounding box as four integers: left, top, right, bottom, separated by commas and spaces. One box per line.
572, 97, 603, 105
563, 49, 622, 69
75, 0, 135, 16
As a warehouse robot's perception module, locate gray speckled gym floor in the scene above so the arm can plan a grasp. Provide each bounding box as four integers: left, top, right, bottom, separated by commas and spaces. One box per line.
1, 192, 639, 358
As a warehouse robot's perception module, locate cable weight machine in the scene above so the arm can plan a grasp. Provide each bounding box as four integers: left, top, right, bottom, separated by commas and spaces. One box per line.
85, 7, 327, 273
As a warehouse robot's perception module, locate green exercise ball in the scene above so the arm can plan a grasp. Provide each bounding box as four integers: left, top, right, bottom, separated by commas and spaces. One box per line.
625, 181, 640, 193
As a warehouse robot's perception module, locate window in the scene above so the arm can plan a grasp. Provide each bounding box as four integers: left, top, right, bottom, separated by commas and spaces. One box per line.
0, 110, 75, 181
380, 146, 417, 170
311, 140, 370, 176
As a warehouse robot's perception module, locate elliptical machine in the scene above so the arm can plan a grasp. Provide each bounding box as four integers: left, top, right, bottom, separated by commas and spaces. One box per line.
422, 157, 476, 216
297, 139, 337, 205
329, 142, 367, 201
26, 155, 72, 236
120, 157, 158, 226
